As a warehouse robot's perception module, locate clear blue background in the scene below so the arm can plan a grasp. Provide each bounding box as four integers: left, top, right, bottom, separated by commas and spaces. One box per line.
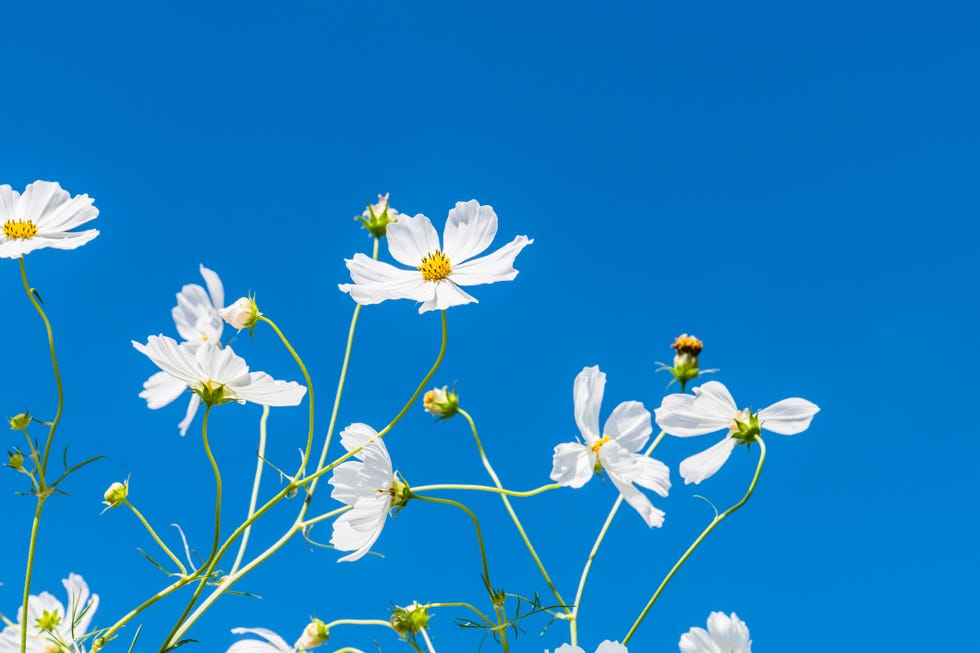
1, 1, 978, 651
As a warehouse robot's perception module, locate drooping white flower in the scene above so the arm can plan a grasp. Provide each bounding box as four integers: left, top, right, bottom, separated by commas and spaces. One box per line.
551, 642, 629, 653
139, 265, 226, 435
655, 381, 820, 485
0, 181, 99, 258
338, 200, 532, 313
219, 296, 260, 331
226, 628, 295, 653
550, 366, 671, 527
329, 423, 405, 562
133, 335, 306, 409
678, 612, 752, 653
0, 573, 99, 653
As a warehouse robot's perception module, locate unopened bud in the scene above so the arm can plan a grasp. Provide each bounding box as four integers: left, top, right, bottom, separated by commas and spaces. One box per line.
671, 333, 703, 371
295, 619, 329, 650
423, 386, 458, 419
219, 296, 261, 331
7, 449, 24, 470
356, 193, 400, 238
389, 602, 430, 636
103, 480, 129, 508
8, 412, 31, 431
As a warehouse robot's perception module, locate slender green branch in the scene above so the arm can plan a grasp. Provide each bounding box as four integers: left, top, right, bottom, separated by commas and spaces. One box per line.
323, 619, 393, 630
457, 408, 568, 615
19, 501, 43, 653
231, 405, 271, 575
123, 500, 187, 576
411, 483, 559, 498
413, 495, 490, 588
622, 436, 767, 644
200, 406, 222, 563
425, 602, 493, 625
300, 505, 351, 529
569, 430, 666, 645
256, 316, 315, 475
419, 628, 436, 653
92, 576, 198, 652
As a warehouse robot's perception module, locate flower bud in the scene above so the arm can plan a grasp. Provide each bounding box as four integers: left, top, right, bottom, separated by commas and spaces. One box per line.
219, 296, 261, 331
671, 333, 703, 372
356, 193, 400, 238
7, 449, 24, 471
8, 412, 31, 431
295, 618, 329, 650
103, 480, 129, 508
389, 602, 430, 636
422, 386, 458, 419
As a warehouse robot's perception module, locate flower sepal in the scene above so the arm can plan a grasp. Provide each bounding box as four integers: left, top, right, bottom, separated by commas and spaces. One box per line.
730, 410, 762, 446
390, 475, 413, 514
357, 193, 399, 238
195, 380, 234, 407
295, 618, 330, 650
389, 602, 430, 637
8, 411, 32, 431
422, 385, 459, 420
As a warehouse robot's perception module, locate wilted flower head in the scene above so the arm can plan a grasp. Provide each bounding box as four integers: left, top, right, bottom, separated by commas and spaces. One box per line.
339, 200, 532, 313
422, 386, 458, 419
0, 181, 99, 258
655, 381, 820, 484
219, 296, 261, 332
0, 573, 99, 653
550, 366, 671, 527
389, 602, 430, 636
358, 193, 400, 238
678, 612, 752, 653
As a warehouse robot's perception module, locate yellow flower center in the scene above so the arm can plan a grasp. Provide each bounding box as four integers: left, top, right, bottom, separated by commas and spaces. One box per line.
417, 249, 452, 281
591, 435, 611, 453
3, 219, 38, 240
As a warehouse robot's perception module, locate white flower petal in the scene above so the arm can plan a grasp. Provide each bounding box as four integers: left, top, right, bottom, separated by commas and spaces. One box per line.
386, 213, 441, 266
604, 400, 652, 453
31, 192, 98, 233
595, 642, 629, 653
550, 442, 594, 488
759, 397, 820, 435
449, 235, 532, 286
678, 627, 716, 653
0, 182, 99, 258
332, 493, 391, 562
228, 627, 293, 653
140, 371, 187, 409
631, 455, 671, 498
62, 573, 98, 642
606, 462, 665, 528
573, 366, 605, 443
706, 612, 751, 652
177, 394, 202, 436
655, 385, 734, 437
17, 181, 70, 224
339, 254, 433, 305
0, 185, 18, 221
417, 280, 477, 313
552, 646, 586, 653
331, 424, 393, 503
233, 372, 307, 406
442, 200, 498, 263
679, 437, 737, 485
199, 264, 225, 310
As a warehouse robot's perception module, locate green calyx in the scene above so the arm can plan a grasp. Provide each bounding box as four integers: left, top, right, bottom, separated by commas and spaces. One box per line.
389, 602, 430, 636
358, 203, 395, 238
8, 411, 31, 431
390, 476, 413, 511
196, 381, 233, 407
35, 609, 62, 632
731, 411, 762, 445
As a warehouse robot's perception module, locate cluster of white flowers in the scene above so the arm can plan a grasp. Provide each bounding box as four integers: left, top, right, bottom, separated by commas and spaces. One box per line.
3, 182, 817, 653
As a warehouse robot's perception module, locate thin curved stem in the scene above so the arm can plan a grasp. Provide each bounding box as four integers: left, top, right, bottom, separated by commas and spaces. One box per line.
92, 576, 198, 652
457, 408, 568, 614
425, 602, 493, 625
19, 501, 43, 653
323, 619, 393, 630
411, 483, 559, 498
256, 316, 315, 475
200, 406, 222, 563
622, 436, 767, 644
231, 405, 270, 575
569, 430, 666, 645
419, 628, 436, 653
124, 500, 187, 576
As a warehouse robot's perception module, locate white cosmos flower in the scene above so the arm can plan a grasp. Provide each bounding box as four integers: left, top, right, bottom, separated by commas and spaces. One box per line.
0, 573, 99, 653
551, 642, 628, 653
338, 200, 532, 313
133, 335, 306, 409
678, 612, 752, 653
654, 381, 820, 485
139, 265, 226, 435
329, 423, 401, 562
0, 181, 99, 258
226, 628, 295, 653
550, 366, 671, 528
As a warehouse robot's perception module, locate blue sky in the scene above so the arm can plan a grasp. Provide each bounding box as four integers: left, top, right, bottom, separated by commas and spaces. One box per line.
1, 1, 978, 651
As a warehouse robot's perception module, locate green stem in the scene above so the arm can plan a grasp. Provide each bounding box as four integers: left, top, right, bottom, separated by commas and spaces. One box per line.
92, 576, 198, 652
622, 436, 767, 644
256, 316, 315, 475
569, 430, 665, 645
231, 405, 270, 575
411, 483, 559, 498
457, 408, 568, 614
200, 406, 222, 563
19, 500, 43, 653
123, 500, 187, 576
425, 602, 493, 625
419, 628, 436, 653
323, 619, 393, 630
